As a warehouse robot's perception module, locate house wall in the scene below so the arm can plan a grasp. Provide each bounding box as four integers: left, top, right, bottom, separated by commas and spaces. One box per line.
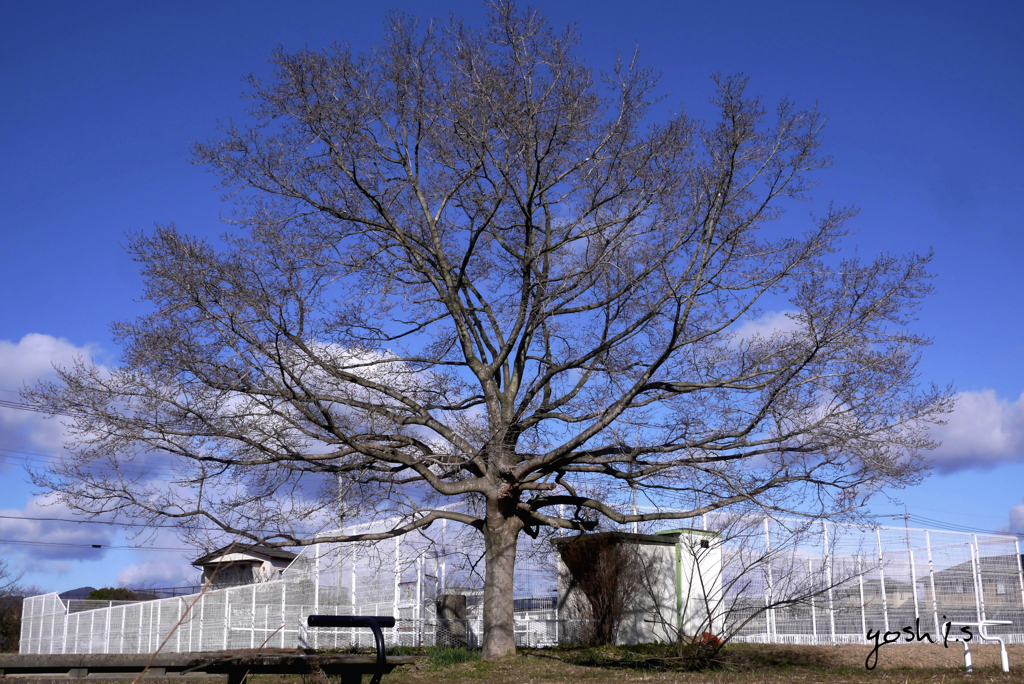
199, 554, 292, 586
557, 530, 724, 646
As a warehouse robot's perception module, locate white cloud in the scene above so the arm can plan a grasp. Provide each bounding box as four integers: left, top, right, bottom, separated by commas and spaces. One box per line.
0, 496, 113, 562
928, 390, 1024, 472
1007, 504, 1024, 535
116, 559, 197, 588
0, 333, 103, 457
731, 310, 803, 343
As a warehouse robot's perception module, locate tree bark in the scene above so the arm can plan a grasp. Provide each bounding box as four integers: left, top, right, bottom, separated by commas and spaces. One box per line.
481, 497, 522, 659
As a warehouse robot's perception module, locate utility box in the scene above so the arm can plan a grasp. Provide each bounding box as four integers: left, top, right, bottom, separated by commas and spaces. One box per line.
555, 530, 722, 645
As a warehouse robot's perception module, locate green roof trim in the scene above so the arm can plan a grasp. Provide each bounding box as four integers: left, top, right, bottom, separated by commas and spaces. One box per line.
656, 528, 721, 538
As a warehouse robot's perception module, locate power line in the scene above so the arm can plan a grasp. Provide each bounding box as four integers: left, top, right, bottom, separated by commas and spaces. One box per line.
0, 452, 185, 480
0, 398, 64, 414
0, 513, 188, 530
0, 539, 193, 552
0, 443, 188, 479
910, 513, 1021, 537
873, 511, 1022, 538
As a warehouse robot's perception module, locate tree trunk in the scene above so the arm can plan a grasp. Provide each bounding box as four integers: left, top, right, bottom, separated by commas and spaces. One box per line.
481, 497, 522, 659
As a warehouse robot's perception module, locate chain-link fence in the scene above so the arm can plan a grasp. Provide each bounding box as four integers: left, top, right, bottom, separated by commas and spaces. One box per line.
19, 512, 1024, 653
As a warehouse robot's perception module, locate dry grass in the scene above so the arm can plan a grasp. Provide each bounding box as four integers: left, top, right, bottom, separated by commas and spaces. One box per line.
365, 644, 1024, 684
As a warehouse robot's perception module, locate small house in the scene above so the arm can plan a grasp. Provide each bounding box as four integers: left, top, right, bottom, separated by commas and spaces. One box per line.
192, 544, 297, 587
555, 529, 723, 645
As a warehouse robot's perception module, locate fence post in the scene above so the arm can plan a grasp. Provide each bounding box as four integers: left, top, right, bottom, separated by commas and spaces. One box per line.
61, 603, 68, 655
416, 553, 424, 647
188, 596, 194, 652
102, 607, 108, 653
822, 520, 835, 644
250, 585, 257, 649
1016, 539, 1024, 628
904, 517, 920, 622
176, 599, 182, 653
281, 582, 287, 649
764, 517, 775, 641
314, 542, 321, 649
41, 597, 47, 654
223, 589, 230, 650
38, 597, 44, 654
808, 558, 817, 642
44, 593, 54, 655
925, 531, 940, 638
351, 563, 358, 647
969, 538, 984, 622
20, 597, 29, 654
199, 594, 205, 651
876, 526, 889, 634
119, 605, 126, 654
394, 536, 401, 646
857, 554, 866, 638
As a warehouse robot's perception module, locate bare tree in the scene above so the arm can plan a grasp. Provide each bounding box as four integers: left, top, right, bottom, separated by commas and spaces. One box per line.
0, 559, 35, 653
26, 2, 951, 658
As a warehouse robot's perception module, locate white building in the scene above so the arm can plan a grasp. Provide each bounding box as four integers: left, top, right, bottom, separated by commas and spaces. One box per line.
556, 530, 723, 645
192, 544, 297, 587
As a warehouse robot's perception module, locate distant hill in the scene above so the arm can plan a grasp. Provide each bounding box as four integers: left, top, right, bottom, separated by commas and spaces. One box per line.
57, 587, 96, 600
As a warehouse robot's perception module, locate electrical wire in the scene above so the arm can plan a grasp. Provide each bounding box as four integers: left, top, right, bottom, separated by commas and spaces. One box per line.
870, 511, 1022, 537
0, 513, 188, 529
0, 398, 65, 414
0, 538, 192, 552
0, 444, 184, 479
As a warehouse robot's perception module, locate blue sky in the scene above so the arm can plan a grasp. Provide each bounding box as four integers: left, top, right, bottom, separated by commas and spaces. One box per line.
1, 0, 1022, 593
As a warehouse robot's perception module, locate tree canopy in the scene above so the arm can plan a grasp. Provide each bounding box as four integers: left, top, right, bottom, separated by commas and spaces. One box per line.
28, 2, 951, 657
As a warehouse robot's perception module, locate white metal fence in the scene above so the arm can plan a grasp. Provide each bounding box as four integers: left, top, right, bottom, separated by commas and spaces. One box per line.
19, 512, 1024, 653
723, 520, 1024, 644
18, 583, 573, 653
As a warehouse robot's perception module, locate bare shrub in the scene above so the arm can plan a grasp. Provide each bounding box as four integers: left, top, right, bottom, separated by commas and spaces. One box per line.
557, 533, 647, 645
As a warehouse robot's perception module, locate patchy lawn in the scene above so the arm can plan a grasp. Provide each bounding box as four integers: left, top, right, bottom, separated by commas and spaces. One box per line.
368, 643, 1024, 683
55, 644, 1024, 684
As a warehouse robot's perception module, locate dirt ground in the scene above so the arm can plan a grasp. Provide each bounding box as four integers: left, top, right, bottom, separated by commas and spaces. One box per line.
9, 644, 1020, 684
734, 642, 1024, 670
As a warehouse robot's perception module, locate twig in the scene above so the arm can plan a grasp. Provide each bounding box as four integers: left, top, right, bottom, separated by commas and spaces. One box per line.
231, 624, 286, 684
129, 541, 238, 684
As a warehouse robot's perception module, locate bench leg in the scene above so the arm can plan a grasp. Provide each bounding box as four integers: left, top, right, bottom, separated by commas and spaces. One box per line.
227, 668, 250, 684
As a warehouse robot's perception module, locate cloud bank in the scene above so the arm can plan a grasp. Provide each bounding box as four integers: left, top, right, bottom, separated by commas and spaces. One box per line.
731, 310, 803, 342
116, 559, 197, 588
0, 497, 114, 578
0, 335, 118, 573
0, 333, 102, 459
1007, 504, 1024, 535
927, 390, 1024, 472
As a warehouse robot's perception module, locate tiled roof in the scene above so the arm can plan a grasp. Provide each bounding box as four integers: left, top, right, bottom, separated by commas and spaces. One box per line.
192, 543, 297, 566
